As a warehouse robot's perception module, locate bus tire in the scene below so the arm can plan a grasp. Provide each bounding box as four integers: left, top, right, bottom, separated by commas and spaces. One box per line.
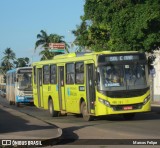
123, 113, 135, 120
9, 101, 12, 105
81, 102, 93, 121
48, 99, 59, 117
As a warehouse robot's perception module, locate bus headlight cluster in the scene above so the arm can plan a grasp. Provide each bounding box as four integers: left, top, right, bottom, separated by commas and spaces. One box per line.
98, 98, 110, 107
143, 95, 150, 105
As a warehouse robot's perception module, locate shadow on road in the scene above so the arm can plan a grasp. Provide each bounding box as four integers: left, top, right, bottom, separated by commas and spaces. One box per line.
0, 107, 57, 134
93, 106, 160, 122
58, 124, 95, 145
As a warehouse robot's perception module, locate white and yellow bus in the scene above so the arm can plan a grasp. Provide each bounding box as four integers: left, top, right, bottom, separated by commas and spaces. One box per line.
6, 67, 33, 106
32, 51, 150, 121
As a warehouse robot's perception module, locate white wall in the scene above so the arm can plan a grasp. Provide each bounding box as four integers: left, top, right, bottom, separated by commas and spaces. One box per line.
153, 51, 160, 102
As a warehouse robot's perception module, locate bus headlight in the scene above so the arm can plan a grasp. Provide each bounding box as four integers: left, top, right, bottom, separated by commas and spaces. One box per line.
143, 95, 150, 105
98, 98, 110, 107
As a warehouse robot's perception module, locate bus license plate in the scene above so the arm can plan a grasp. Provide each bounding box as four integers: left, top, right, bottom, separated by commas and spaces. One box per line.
123, 106, 133, 110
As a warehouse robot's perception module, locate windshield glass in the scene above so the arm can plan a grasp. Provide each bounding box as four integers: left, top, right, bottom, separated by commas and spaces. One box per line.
18, 73, 32, 90
97, 64, 148, 91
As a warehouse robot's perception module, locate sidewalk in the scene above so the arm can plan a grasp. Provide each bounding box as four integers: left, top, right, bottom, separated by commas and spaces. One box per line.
151, 101, 160, 114
0, 104, 62, 143
151, 100, 160, 106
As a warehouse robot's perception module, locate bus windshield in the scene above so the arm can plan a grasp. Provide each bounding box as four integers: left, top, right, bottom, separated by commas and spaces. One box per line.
18, 73, 32, 90
97, 64, 148, 91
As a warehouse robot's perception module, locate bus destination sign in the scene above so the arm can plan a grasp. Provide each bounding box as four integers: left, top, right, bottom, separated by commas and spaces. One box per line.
18, 69, 32, 73
105, 55, 139, 62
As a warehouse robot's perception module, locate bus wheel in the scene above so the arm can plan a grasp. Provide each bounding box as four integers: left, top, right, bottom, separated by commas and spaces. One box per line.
9, 101, 13, 105
48, 99, 59, 117
81, 102, 93, 121
123, 113, 135, 120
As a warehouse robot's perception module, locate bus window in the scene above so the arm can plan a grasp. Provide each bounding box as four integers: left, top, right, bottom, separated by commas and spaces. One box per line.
98, 63, 147, 91
50, 64, 57, 84
75, 62, 84, 84
17, 73, 32, 91
66, 63, 75, 84
103, 66, 123, 87
43, 65, 50, 84
125, 64, 146, 89
98, 65, 125, 91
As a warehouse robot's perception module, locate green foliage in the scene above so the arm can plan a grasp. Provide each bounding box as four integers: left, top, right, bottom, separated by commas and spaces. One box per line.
73, 0, 160, 52
1, 48, 16, 71
35, 30, 69, 60
0, 48, 30, 76
14, 57, 30, 68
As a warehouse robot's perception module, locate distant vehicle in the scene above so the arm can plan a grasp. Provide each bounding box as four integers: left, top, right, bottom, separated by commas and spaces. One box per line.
0, 90, 6, 98
6, 67, 33, 106
32, 51, 150, 121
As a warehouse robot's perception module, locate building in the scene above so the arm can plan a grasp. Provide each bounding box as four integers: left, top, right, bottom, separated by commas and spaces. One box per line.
153, 50, 160, 103
0, 70, 6, 91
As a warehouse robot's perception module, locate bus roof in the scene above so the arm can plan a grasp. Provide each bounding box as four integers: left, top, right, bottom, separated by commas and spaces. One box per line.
6, 67, 32, 74
54, 51, 140, 59
32, 51, 141, 65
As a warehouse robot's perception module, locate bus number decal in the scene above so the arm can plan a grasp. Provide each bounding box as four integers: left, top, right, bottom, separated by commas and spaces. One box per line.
79, 86, 85, 91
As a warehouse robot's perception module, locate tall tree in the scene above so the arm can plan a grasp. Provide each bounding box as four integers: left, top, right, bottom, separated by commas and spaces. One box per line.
1, 48, 16, 71
73, 0, 160, 52
72, 21, 91, 51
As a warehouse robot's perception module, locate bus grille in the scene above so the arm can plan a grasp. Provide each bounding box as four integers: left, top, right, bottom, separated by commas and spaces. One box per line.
24, 91, 33, 96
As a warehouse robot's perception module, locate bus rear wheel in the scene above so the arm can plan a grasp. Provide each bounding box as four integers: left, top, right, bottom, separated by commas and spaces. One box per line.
81, 102, 93, 121
9, 101, 13, 105
123, 113, 135, 120
48, 99, 59, 117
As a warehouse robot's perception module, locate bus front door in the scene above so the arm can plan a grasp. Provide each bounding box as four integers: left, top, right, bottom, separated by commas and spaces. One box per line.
37, 68, 43, 107
58, 66, 66, 111
86, 64, 95, 113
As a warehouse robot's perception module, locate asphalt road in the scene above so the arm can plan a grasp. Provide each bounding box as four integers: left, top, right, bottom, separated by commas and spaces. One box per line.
1, 96, 160, 147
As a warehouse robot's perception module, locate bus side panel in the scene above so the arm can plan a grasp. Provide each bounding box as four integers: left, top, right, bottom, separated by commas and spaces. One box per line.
6, 74, 15, 103
65, 85, 77, 113
33, 85, 38, 107
42, 84, 59, 110
6, 84, 15, 103
42, 84, 48, 109
51, 85, 59, 111
65, 85, 86, 113
65, 85, 73, 112
42, 84, 49, 108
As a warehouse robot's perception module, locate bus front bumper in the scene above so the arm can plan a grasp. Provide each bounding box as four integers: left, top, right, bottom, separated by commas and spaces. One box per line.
16, 96, 33, 103
95, 99, 151, 116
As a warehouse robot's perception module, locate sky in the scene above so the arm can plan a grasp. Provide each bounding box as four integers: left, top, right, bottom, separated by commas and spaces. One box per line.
0, 0, 85, 63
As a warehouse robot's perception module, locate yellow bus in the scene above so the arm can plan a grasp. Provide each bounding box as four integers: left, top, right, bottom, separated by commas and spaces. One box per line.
32, 51, 150, 121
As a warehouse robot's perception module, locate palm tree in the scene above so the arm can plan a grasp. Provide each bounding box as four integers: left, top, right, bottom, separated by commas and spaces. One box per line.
35, 30, 49, 50
35, 30, 53, 60
1, 48, 16, 71
24, 57, 30, 65
39, 50, 53, 60
35, 30, 70, 60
